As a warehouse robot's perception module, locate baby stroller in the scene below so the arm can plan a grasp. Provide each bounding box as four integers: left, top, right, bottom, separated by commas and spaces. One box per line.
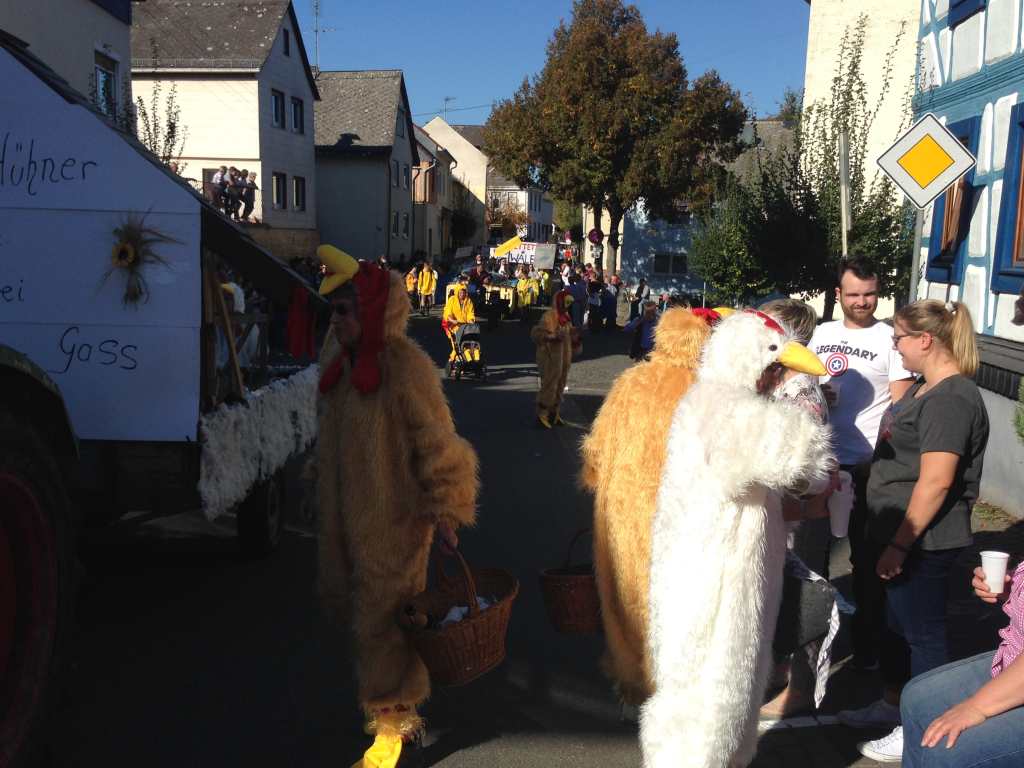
446, 322, 487, 380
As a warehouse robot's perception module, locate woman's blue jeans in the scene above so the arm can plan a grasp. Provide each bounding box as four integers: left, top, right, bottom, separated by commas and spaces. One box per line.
901, 651, 1024, 767
882, 546, 962, 686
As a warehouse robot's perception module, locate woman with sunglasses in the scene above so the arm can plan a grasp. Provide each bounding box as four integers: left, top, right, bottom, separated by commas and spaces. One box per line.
844, 299, 989, 763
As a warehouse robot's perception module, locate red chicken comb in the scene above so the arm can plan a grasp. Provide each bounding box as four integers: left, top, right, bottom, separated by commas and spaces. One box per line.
691, 307, 723, 326
744, 308, 784, 335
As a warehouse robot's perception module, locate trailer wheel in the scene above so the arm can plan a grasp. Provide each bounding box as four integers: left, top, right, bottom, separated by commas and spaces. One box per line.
0, 410, 74, 768
237, 470, 284, 557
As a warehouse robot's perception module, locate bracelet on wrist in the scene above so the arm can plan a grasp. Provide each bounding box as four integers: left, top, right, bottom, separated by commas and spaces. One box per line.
888, 540, 911, 554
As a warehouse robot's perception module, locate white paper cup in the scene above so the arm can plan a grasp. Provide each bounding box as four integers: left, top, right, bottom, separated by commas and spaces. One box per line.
828, 470, 854, 538
981, 551, 1010, 593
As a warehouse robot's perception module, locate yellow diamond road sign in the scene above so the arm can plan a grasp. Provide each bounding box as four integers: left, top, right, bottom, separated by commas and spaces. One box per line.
877, 113, 976, 209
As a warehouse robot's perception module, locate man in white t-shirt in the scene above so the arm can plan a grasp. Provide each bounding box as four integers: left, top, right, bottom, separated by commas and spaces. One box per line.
810, 257, 913, 673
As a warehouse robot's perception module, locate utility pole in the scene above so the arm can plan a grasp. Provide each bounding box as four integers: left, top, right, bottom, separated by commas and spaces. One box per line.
443, 96, 456, 121
312, 0, 335, 74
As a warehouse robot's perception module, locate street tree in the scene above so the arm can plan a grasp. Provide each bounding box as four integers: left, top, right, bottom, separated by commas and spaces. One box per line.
133, 41, 188, 170
690, 15, 915, 317
483, 0, 747, 269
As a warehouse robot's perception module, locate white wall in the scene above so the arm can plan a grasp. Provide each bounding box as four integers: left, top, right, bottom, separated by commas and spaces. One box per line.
423, 117, 487, 244
256, 13, 316, 230
316, 155, 388, 262
0, 47, 201, 442
803, 0, 919, 182
0, 0, 131, 114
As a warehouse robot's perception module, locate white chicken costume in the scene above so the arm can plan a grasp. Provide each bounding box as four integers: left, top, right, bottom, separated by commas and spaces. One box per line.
641, 310, 833, 768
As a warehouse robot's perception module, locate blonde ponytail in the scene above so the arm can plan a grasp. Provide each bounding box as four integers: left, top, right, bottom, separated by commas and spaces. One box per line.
894, 299, 979, 377
948, 301, 979, 377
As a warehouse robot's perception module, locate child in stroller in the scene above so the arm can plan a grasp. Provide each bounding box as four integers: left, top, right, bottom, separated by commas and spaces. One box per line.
445, 322, 486, 380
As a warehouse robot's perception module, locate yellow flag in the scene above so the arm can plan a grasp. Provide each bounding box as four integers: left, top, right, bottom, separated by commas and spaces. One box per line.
494, 235, 523, 258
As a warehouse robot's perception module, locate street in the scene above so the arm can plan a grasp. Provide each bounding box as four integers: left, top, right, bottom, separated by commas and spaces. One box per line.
50, 314, 1017, 767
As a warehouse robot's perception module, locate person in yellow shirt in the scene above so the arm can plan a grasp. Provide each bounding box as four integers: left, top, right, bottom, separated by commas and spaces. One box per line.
442, 281, 477, 362
417, 262, 437, 316
405, 266, 419, 308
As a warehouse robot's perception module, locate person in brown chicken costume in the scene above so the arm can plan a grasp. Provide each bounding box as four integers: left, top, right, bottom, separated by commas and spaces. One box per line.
314, 245, 479, 768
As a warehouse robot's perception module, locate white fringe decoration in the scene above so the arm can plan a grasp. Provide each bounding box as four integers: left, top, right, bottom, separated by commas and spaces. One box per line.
198, 365, 318, 521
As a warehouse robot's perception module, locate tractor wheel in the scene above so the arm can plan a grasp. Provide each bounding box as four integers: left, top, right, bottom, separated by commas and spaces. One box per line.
0, 409, 74, 768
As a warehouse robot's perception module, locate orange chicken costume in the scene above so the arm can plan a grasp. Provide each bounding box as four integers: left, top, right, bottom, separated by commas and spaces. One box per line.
580, 308, 721, 705
530, 289, 576, 428
315, 245, 479, 767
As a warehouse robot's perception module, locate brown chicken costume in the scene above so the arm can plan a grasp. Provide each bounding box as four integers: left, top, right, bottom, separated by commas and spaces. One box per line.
580, 308, 719, 705
530, 289, 576, 428
315, 246, 479, 767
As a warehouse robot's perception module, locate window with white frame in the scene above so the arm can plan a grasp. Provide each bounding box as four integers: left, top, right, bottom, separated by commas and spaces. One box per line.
94, 51, 118, 116
291, 98, 304, 134
272, 172, 287, 209
293, 176, 306, 211
271, 89, 285, 128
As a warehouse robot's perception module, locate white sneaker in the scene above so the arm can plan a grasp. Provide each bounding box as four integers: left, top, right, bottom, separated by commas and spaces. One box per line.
837, 699, 901, 729
858, 725, 903, 763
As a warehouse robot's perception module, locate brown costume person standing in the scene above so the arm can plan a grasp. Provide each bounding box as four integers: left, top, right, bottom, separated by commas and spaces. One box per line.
580, 307, 722, 705
530, 289, 575, 428
314, 245, 479, 768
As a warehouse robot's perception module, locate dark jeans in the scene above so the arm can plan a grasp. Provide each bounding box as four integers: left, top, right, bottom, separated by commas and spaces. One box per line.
882, 545, 963, 688
845, 464, 886, 665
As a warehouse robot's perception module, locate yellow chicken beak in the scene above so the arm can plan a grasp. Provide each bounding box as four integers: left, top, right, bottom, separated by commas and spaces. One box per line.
712, 307, 736, 317
778, 341, 827, 376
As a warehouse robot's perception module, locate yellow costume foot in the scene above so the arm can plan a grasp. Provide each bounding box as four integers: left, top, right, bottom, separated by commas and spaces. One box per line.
538, 413, 552, 429
552, 412, 565, 426
352, 733, 403, 768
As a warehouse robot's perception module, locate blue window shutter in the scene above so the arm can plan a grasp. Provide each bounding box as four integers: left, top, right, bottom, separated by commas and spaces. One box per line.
991, 102, 1024, 294
925, 116, 981, 285
949, 0, 986, 28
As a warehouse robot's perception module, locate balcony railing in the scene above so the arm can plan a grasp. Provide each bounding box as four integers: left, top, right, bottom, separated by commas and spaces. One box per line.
185, 178, 265, 224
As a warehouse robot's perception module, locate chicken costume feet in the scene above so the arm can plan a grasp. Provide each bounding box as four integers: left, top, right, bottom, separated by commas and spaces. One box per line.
641, 310, 832, 768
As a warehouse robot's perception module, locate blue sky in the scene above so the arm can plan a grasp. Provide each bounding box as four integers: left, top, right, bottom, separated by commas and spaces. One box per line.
293, 1, 810, 124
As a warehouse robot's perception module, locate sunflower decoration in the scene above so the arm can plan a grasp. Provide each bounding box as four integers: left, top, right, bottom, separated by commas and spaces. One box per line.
104, 213, 179, 307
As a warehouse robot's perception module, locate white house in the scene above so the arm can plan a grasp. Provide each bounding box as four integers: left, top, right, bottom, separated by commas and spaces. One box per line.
0, 0, 132, 121
130, 0, 320, 261
413, 124, 454, 262
911, 0, 1024, 516
314, 70, 419, 266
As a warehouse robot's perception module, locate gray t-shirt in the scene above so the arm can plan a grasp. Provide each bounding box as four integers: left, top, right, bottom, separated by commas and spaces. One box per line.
867, 374, 989, 551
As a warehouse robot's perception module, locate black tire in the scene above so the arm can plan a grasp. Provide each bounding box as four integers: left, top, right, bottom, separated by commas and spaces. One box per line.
0, 409, 75, 768
237, 470, 284, 557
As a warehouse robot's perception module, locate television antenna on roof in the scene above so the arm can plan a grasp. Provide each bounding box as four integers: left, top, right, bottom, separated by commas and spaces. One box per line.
443, 96, 456, 121
312, 0, 336, 74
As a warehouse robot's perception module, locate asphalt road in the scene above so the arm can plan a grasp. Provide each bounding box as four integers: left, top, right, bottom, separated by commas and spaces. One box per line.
51, 312, 640, 768
49, 310, 1018, 767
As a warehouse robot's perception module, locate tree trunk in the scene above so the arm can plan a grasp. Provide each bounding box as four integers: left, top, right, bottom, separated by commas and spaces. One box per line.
822, 290, 836, 322
607, 210, 622, 275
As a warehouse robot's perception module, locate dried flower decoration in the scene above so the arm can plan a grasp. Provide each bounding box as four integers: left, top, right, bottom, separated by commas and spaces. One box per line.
104, 212, 179, 306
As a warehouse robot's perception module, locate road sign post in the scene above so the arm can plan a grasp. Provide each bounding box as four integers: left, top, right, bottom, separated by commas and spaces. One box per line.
876, 113, 977, 304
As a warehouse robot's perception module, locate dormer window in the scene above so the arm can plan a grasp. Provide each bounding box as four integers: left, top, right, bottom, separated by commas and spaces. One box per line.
283, 28, 290, 56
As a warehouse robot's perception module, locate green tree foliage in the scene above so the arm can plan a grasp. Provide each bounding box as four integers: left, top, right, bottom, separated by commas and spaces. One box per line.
483, 0, 747, 268
690, 15, 915, 317
553, 198, 583, 241
135, 78, 188, 169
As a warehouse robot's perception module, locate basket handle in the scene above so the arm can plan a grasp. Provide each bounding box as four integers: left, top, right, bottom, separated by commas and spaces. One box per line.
434, 549, 482, 619
563, 527, 593, 569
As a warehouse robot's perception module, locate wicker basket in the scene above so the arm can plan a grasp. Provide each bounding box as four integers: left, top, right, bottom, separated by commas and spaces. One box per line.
539, 528, 601, 634
405, 551, 519, 687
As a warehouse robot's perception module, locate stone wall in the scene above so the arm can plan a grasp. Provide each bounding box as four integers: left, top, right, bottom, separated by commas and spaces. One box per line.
247, 226, 320, 265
